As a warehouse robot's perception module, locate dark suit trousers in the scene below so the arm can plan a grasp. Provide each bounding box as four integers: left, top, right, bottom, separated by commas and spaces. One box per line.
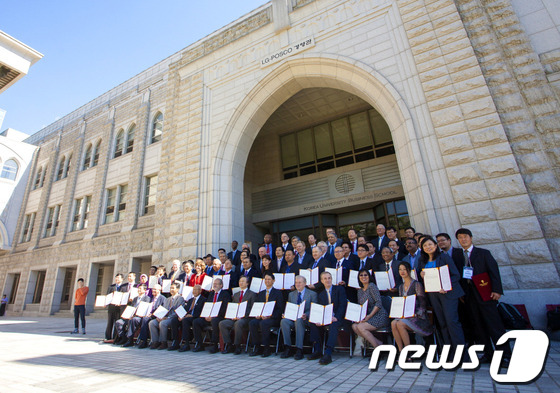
428, 292, 465, 348
128, 316, 142, 338
249, 317, 280, 347
465, 283, 511, 359
309, 320, 342, 355
193, 317, 223, 344
138, 316, 154, 341
178, 316, 196, 343
105, 305, 121, 339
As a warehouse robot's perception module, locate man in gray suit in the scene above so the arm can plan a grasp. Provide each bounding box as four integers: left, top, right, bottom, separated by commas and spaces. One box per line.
148, 282, 185, 350
115, 284, 151, 346
280, 275, 318, 360
219, 276, 256, 355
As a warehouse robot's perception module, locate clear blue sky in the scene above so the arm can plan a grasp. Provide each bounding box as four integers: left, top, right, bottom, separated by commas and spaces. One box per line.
0, 0, 268, 135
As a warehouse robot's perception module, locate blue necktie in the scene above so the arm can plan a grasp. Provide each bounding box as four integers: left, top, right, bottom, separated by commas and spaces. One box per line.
313, 260, 319, 269
297, 292, 302, 305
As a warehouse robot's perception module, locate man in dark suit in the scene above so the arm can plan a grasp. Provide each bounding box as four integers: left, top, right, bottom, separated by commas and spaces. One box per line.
193, 278, 232, 353
103, 273, 127, 343
280, 249, 300, 276
135, 284, 166, 348
177, 261, 194, 284
116, 283, 151, 346
228, 240, 242, 268
372, 224, 390, 253
402, 238, 421, 274
326, 233, 339, 258
148, 282, 185, 349
273, 246, 285, 273
240, 257, 261, 284
341, 241, 360, 266
219, 276, 256, 354
453, 228, 511, 364
222, 259, 240, 290
388, 240, 406, 261
318, 241, 336, 266
308, 271, 348, 365
333, 245, 358, 302
437, 232, 456, 258
167, 260, 181, 282
307, 247, 330, 292
280, 275, 318, 360
280, 233, 294, 252
386, 226, 404, 254
347, 228, 359, 254
248, 273, 285, 357
262, 233, 275, 258
356, 244, 376, 271
176, 285, 205, 352
376, 247, 402, 296
295, 241, 313, 268
306, 233, 319, 255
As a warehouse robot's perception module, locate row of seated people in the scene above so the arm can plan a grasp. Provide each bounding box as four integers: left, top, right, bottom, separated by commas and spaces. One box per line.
103, 227, 511, 366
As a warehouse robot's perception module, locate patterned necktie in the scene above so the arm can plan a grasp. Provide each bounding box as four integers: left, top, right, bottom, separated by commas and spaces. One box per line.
297, 292, 302, 305
327, 289, 332, 304
464, 249, 470, 266
266, 290, 269, 302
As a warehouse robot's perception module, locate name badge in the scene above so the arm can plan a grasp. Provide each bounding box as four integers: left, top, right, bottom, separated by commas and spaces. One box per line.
463, 267, 473, 280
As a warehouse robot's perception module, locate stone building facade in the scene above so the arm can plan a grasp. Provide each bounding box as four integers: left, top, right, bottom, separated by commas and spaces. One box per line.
0, 0, 559, 327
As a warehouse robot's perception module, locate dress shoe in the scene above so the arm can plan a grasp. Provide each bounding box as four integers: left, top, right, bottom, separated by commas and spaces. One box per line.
234, 346, 243, 355
122, 338, 135, 348
192, 345, 205, 352
261, 348, 272, 358
319, 354, 332, 365
168, 343, 180, 351
149, 341, 160, 349
82, 328, 86, 335
294, 348, 304, 360
307, 351, 322, 360
249, 346, 262, 357
71, 329, 79, 334
221, 344, 235, 354
178, 343, 191, 352
208, 344, 219, 354
280, 348, 292, 359
158, 342, 168, 350
103, 339, 114, 344
137, 340, 148, 349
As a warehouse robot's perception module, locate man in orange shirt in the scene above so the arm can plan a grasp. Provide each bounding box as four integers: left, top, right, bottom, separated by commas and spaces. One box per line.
72, 278, 89, 334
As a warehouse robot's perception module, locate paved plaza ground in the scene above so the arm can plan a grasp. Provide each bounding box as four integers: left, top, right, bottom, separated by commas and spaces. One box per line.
0, 316, 558, 392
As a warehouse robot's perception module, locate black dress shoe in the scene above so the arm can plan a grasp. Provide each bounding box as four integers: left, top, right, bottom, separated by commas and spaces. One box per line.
192, 345, 205, 352
122, 339, 135, 348
234, 347, 243, 355
249, 346, 262, 357
280, 348, 292, 359
178, 344, 191, 352
158, 342, 168, 350
294, 348, 304, 360
168, 343, 180, 351
261, 348, 271, 358
209, 344, 219, 354
221, 344, 235, 354
138, 340, 148, 349
308, 351, 322, 360
319, 354, 332, 365
149, 341, 160, 349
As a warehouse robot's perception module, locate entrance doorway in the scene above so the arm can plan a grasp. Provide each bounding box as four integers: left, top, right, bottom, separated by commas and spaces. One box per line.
87, 262, 115, 313
58, 267, 76, 311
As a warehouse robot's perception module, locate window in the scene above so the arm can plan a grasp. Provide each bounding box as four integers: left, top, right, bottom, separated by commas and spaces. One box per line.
151, 112, 163, 144
280, 108, 394, 179
1, 159, 18, 180
8, 273, 20, 304
43, 205, 61, 238
82, 144, 92, 171
72, 195, 91, 231
113, 124, 135, 158
64, 154, 72, 178
143, 175, 158, 215
92, 139, 101, 167
32, 271, 46, 304
104, 184, 127, 224
55, 156, 65, 181
20, 212, 36, 242
34, 167, 43, 189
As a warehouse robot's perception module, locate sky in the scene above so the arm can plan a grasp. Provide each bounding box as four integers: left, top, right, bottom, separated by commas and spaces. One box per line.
0, 0, 268, 135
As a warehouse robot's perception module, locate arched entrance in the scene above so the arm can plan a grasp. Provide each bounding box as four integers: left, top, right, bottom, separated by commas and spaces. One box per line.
211, 55, 438, 248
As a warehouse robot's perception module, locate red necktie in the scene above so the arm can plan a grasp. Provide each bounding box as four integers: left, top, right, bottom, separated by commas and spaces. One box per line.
267, 244, 270, 254
213, 292, 218, 303
239, 290, 244, 303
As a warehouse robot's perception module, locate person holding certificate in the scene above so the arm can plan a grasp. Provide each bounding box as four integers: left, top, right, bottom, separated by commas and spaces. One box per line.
148, 282, 185, 349
248, 273, 285, 357
308, 271, 347, 365
189, 259, 208, 288
375, 247, 402, 296
219, 276, 256, 354
115, 284, 151, 346
192, 278, 231, 353
240, 257, 261, 284
279, 249, 300, 277
280, 275, 318, 360
351, 269, 390, 351
391, 262, 433, 354
418, 236, 465, 351
103, 273, 126, 343
135, 284, 165, 348
177, 261, 194, 284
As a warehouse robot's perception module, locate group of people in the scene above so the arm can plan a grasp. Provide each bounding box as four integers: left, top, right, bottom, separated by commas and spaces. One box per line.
91, 224, 510, 367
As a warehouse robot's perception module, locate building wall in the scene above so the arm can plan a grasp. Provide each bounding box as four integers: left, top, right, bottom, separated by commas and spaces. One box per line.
0, 0, 558, 327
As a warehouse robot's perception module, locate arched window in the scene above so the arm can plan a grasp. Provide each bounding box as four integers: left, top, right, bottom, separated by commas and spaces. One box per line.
114, 129, 125, 158
82, 144, 92, 171
92, 139, 101, 167
125, 124, 135, 154
151, 112, 163, 144
1, 159, 19, 181
56, 156, 66, 181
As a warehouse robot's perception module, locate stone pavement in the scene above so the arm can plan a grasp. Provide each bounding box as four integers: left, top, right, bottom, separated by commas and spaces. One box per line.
0, 316, 558, 393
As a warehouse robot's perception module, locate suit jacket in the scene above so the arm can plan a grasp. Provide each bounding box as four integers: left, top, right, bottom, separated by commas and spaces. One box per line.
131, 294, 151, 307
232, 289, 256, 318
280, 243, 294, 252
374, 259, 403, 289
177, 271, 192, 283
335, 258, 358, 285
323, 252, 337, 266
418, 253, 464, 299
318, 285, 347, 322
280, 261, 300, 276
296, 252, 314, 269
163, 295, 185, 318
287, 288, 317, 316
228, 249, 242, 267
107, 283, 128, 295
222, 269, 240, 289
148, 294, 166, 317
184, 295, 206, 318
255, 287, 285, 320
373, 235, 390, 251
402, 250, 421, 271
452, 246, 504, 297
356, 257, 376, 271
205, 290, 232, 318
167, 270, 181, 282
261, 243, 276, 257
273, 257, 285, 273
240, 267, 261, 284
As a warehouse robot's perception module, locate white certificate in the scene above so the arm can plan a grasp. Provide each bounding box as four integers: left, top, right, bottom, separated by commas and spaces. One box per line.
299, 270, 311, 285
237, 301, 248, 318
182, 285, 194, 300
225, 303, 240, 319
345, 300, 368, 322
325, 267, 343, 284
323, 303, 333, 325
129, 287, 139, 299
410, 269, 418, 281
284, 273, 295, 289
200, 302, 214, 318
148, 276, 158, 288
309, 303, 333, 325
389, 296, 405, 318
261, 301, 276, 317
232, 287, 241, 295
273, 274, 284, 290
120, 292, 130, 305
210, 301, 222, 317
153, 305, 168, 319
161, 279, 172, 293
250, 277, 265, 293
104, 292, 113, 306
111, 291, 123, 305
284, 300, 306, 321
404, 295, 416, 318
374, 271, 392, 291
423, 268, 442, 292
348, 270, 360, 288
135, 301, 150, 317
301, 268, 319, 285
439, 265, 452, 291
175, 305, 187, 319
121, 305, 136, 319
175, 281, 184, 294
201, 275, 213, 291
95, 295, 106, 307
249, 302, 265, 317
213, 275, 230, 290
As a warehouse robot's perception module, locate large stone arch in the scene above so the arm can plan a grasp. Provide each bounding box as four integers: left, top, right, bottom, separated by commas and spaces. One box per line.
211, 54, 439, 246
